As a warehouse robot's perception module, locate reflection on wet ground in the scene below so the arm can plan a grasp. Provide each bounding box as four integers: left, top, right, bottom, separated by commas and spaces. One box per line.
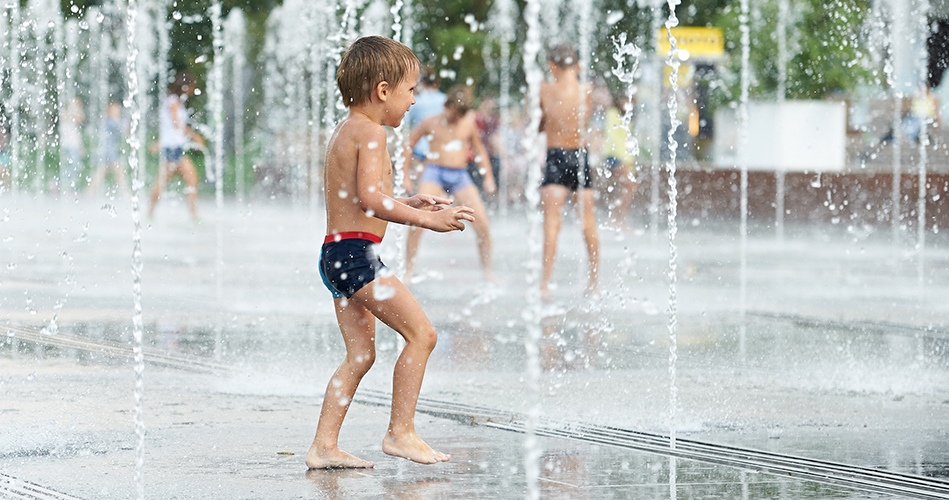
2, 196, 949, 498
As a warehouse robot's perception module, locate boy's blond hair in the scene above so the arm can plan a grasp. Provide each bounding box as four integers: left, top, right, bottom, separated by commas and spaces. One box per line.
337, 36, 419, 108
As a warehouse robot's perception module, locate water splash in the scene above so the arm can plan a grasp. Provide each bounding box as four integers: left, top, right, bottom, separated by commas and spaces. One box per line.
738, 0, 751, 363
224, 9, 247, 202
663, 0, 682, 457
914, 0, 930, 290
8, 1, 22, 194
210, 1, 226, 361
489, 0, 515, 214
124, 0, 146, 497
390, 0, 408, 279
610, 32, 642, 161
521, 1, 544, 497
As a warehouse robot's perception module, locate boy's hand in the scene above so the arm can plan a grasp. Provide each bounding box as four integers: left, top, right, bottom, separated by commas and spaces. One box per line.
407, 193, 452, 211
427, 205, 474, 232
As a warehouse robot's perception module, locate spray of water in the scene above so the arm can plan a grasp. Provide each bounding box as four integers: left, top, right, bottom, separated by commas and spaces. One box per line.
649, 6, 663, 243
123, 0, 146, 496
663, 0, 682, 449
210, 1, 226, 360
489, 0, 515, 213
884, 2, 903, 249
8, 2, 22, 194
389, 0, 409, 278
775, 0, 788, 242
225, 9, 247, 203
915, 0, 930, 290
521, 1, 544, 497
738, 0, 751, 362
610, 33, 641, 161
663, 0, 682, 495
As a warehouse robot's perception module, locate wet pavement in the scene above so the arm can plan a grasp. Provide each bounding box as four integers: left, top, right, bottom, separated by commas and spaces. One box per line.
2, 193, 949, 499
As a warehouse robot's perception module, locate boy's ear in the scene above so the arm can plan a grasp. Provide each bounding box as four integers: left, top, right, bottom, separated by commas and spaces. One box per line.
376, 81, 390, 102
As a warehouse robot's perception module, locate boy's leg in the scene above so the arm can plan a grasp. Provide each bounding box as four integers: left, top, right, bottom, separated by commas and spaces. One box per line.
349, 275, 450, 464
404, 182, 447, 282
148, 162, 170, 217
452, 185, 495, 280
577, 187, 600, 293
179, 156, 201, 220
306, 297, 377, 469
613, 164, 638, 229
540, 184, 568, 299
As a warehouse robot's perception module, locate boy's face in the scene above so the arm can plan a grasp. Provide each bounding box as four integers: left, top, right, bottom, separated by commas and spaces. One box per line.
383, 65, 419, 128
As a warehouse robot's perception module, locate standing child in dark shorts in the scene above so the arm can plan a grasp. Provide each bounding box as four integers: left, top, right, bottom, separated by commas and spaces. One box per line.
539, 43, 600, 300
306, 36, 474, 469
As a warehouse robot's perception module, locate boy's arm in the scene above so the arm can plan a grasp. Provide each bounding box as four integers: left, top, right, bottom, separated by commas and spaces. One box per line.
402, 117, 434, 191
468, 123, 496, 194
358, 127, 472, 232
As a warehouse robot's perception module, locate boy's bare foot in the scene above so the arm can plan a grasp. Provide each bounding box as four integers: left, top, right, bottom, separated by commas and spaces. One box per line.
382, 432, 450, 464
305, 446, 374, 469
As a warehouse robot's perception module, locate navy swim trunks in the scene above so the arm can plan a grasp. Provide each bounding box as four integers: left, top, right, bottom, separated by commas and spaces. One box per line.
319, 232, 387, 299
542, 148, 592, 190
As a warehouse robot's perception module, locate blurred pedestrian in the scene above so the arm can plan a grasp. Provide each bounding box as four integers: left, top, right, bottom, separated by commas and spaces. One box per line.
149, 73, 204, 221
86, 101, 129, 198
59, 97, 86, 194
539, 43, 599, 299
600, 93, 639, 230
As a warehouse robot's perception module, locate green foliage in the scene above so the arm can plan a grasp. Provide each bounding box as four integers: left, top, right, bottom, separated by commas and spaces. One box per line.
706, 0, 875, 101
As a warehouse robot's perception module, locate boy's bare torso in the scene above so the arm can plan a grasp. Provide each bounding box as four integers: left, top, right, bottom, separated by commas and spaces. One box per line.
417, 111, 479, 169
324, 114, 391, 238
540, 76, 593, 150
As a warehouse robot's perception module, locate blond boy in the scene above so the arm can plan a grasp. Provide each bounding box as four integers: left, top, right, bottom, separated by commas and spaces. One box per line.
403, 85, 497, 282
307, 36, 474, 469
539, 44, 599, 299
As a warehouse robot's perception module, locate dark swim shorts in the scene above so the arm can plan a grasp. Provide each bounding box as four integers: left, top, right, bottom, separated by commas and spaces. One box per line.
542, 148, 592, 190
319, 232, 387, 299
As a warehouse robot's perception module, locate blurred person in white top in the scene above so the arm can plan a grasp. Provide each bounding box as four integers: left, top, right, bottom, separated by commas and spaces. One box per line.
149, 72, 204, 220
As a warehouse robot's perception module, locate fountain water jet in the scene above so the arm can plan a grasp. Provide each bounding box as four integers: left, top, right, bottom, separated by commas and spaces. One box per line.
123, 0, 147, 496
521, 0, 544, 497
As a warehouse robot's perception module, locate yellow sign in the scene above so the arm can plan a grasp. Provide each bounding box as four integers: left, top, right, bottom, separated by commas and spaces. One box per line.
657, 27, 725, 60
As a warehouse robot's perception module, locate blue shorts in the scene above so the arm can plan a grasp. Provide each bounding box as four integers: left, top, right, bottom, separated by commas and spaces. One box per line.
319, 232, 386, 299
419, 164, 474, 194
163, 147, 184, 162
542, 148, 592, 190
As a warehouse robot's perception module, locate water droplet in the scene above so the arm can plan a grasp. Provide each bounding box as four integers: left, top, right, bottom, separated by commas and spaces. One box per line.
338, 190, 348, 199
383, 199, 394, 210
373, 284, 395, 301
367, 141, 379, 149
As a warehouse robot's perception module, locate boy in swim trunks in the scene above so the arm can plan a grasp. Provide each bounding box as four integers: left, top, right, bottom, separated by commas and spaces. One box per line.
403, 85, 497, 283
539, 44, 600, 299
307, 36, 474, 470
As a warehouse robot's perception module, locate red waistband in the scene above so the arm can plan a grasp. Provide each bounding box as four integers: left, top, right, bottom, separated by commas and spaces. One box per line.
324, 231, 383, 244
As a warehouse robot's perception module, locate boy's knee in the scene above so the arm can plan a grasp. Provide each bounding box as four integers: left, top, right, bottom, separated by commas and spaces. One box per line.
349, 350, 376, 374
413, 326, 438, 352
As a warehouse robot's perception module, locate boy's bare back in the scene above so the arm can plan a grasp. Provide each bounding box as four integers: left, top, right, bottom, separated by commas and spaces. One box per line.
540, 72, 593, 149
